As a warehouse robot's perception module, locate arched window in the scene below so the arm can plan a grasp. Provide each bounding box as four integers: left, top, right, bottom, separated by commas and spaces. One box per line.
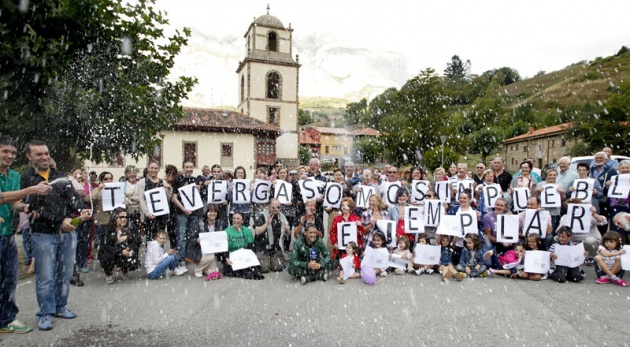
240, 76, 245, 102
268, 31, 277, 51
266, 71, 280, 99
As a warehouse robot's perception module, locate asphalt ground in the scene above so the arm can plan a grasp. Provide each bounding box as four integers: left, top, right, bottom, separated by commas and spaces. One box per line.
3, 235, 630, 347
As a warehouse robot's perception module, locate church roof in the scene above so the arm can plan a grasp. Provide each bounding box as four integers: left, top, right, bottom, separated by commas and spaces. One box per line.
173, 108, 282, 136
253, 14, 285, 29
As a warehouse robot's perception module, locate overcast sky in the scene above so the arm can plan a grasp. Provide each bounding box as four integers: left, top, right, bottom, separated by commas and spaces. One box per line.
156, 0, 630, 105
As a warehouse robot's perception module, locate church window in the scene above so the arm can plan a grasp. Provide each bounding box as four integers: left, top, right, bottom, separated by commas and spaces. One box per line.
268, 107, 279, 125
240, 76, 245, 102
268, 31, 277, 51
267, 71, 281, 99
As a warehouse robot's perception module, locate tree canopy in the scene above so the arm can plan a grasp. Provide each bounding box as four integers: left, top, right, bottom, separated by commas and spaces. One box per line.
0, 0, 196, 169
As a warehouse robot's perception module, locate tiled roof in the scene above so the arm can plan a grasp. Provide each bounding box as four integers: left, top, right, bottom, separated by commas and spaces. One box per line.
173, 108, 282, 135
299, 129, 320, 145
353, 128, 381, 136
503, 122, 572, 144
314, 127, 353, 135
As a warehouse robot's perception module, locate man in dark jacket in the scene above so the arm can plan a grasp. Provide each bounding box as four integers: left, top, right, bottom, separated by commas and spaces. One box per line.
289, 223, 334, 285
21, 140, 86, 331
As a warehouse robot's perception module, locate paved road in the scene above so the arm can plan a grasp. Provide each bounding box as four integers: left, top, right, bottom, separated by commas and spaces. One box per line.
2, 258, 629, 347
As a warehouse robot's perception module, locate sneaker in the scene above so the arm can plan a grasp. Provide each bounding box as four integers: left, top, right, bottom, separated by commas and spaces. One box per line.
613, 278, 628, 287
322, 273, 328, 281
584, 257, 595, 266
194, 272, 203, 278
206, 272, 221, 281
479, 271, 488, 278
596, 276, 610, 284
380, 271, 388, 277
79, 267, 89, 273
37, 316, 53, 331
394, 268, 405, 275
426, 268, 434, 275
415, 268, 424, 276
337, 277, 345, 284
0, 319, 33, 334
106, 275, 114, 284
454, 272, 466, 281
300, 276, 308, 285
176, 266, 188, 274
70, 276, 84, 287
55, 309, 77, 319
541, 273, 548, 280
172, 267, 186, 276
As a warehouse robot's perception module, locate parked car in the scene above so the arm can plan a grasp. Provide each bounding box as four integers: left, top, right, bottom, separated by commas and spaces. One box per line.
570, 155, 630, 169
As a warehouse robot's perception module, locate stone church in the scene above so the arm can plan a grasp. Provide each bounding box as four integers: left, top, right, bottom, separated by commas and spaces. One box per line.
85, 9, 300, 177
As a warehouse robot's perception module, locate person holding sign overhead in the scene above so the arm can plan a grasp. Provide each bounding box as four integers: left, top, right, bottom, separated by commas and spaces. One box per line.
329, 197, 364, 260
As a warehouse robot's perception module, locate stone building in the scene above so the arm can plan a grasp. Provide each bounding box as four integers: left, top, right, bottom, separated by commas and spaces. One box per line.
502, 123, 575, 170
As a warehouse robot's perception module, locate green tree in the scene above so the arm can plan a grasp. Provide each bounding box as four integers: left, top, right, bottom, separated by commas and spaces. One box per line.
379, 68, 451, 165
568, 82, 630, 155
299, 145, 312, 165
365, 87, 399, 129
444, 55, 470, 80
0, 0, 196, 169
298, 109, 313, 126
344, 98, 368, 126
353, 136, 381, 164
468, 127, 504, 164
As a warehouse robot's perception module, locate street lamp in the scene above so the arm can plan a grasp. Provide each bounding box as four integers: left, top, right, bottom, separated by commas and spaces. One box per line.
440, 136, 447, 168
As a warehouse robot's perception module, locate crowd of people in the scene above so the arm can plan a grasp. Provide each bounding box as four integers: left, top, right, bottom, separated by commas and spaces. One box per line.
1, 133, 629, 333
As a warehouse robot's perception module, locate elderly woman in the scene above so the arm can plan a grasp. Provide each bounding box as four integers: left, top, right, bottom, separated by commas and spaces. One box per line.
511, 161, 537, 193
329, 197, 364, 260
475, 169, 503, 220
222, 212, 264, 280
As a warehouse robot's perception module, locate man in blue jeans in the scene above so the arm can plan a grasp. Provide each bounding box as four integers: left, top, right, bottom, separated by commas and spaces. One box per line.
21, 140, 89, 331
0, 136, 52, 334
171, 160, 200, 269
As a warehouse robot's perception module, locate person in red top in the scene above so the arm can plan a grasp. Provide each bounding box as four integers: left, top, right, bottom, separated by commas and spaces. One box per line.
329, 197, 364, 260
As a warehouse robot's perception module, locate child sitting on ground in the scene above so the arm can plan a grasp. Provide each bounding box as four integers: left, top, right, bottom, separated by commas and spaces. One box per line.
594, 231, 627, 286
489, 243, 525, 278
518, 233, 544, 281
412, 234, 435, 275
338, 241, 361, 284
548, 226, 586, 283
454, 233, 487, 281
392, 236, 413, 275
438, 235, 455, 282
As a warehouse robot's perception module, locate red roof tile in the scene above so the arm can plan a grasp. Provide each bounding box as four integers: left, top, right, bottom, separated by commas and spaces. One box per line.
299, 129, 320, 145
313, 127, 353, 135
173, 108, 282, 135
353, 128, 381, 136
503, 122, 573, 144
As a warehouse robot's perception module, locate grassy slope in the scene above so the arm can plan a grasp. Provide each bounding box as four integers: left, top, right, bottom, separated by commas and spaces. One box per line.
503, 52, 630, 112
